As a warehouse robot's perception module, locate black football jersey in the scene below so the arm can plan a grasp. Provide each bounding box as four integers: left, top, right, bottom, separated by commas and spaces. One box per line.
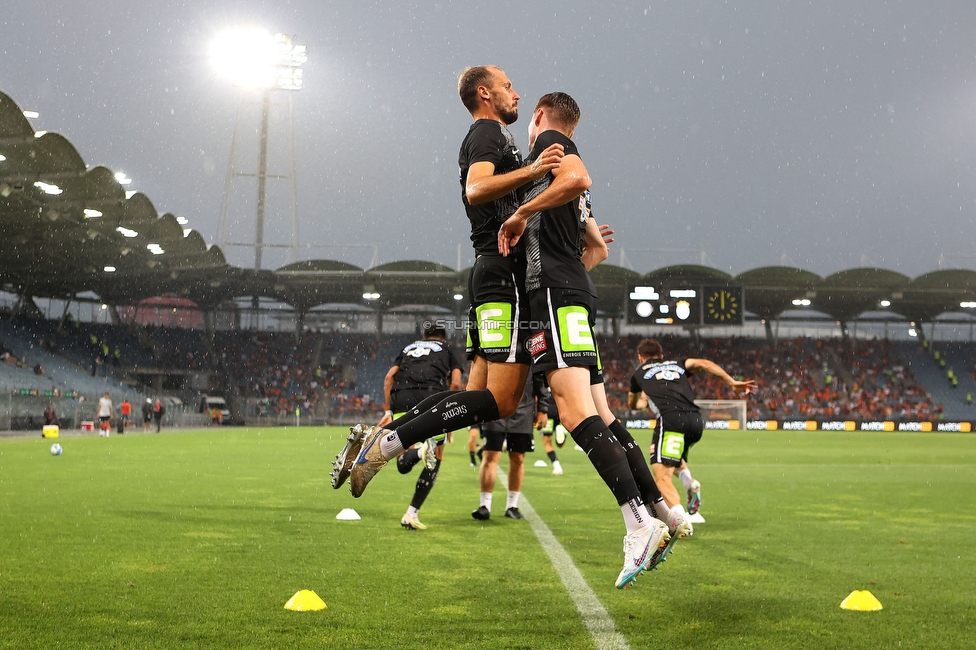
630, 358, 700, 417
458, 119, 524, 255
392, 339, 464, 392
521, 130, 596, 296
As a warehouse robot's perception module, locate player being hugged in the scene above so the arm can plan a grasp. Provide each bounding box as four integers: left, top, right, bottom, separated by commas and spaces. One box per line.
498, 92, 687, 589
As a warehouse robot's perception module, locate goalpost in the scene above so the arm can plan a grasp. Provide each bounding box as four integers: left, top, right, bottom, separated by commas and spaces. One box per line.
695, 400, 747, 431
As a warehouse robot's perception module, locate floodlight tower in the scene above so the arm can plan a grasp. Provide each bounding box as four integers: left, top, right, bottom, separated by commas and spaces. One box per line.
212, 29, 306, 271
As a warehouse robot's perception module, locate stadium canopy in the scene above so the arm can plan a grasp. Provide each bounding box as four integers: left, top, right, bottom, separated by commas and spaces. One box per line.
0, 90, 233, 310
813, 268, 912, 323
4, 86, 976, 326
734, 267, 821, 320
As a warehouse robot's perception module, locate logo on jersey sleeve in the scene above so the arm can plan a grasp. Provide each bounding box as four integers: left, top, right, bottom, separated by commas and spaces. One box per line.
578, 190, 591, 223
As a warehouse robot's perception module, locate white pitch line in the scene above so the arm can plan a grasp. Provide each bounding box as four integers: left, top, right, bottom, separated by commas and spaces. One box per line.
498, 469, 630, 650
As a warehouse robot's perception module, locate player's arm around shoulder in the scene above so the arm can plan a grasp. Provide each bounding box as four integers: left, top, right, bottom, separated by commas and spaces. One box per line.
521, 152, 591, 217
498, 154, 592, 256
466, 144, 564, 206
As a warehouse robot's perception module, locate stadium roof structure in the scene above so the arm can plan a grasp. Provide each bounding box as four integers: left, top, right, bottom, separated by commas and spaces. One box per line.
0, 91, 234, 309
4, 87, 976, 326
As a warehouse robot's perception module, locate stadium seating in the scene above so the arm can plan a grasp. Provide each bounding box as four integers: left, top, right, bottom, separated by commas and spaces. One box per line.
4, 313, 963, 427
598, 335, 944, 421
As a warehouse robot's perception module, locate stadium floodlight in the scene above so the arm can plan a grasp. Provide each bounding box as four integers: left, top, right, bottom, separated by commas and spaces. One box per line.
116, 226, 139, 238
23, 110, 39, 119
83, 209, 103, 218
33, 181, 62, 195
211, 29, 306, 91
961, 301, 976, 309
212, 29, 306, 278
103, 266, 116, 273
791, 298, 811, 307
880, 300, 891, 308
115, 172, 132, 186
362, 285, 381, 300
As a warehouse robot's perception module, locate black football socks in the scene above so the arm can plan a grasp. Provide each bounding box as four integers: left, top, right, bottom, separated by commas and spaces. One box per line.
394, 390, 500, 448
389, 390, 463, 429
609, 419, 669, 521
410, 459, 441, 510
571, 415, 641, 506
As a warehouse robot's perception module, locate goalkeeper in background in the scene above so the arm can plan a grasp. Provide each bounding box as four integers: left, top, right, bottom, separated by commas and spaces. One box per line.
628, 338, 755, 513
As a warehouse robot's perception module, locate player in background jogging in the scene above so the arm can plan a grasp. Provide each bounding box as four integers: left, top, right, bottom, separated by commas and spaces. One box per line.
628, 338, 755, 512
374, 325, 464, 530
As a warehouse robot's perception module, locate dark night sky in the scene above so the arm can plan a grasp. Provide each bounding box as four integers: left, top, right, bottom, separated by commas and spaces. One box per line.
5, 1, 976, 276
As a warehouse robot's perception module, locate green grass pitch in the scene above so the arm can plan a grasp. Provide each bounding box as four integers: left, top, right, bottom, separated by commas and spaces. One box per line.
1, 427, 973, 649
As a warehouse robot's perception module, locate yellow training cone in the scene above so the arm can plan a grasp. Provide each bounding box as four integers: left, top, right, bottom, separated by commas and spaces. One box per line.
840, 590, 883, 611
284, 589, 327, 612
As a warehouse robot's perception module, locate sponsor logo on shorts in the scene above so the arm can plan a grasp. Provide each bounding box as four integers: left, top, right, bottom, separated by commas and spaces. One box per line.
529, 332, 547, 356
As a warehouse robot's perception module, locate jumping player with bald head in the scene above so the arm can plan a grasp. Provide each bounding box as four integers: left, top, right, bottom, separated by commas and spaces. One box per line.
333, 66, 573, 501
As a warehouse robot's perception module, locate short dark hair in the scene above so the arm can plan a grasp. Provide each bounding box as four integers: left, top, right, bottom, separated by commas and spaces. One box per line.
423, 324, 447, 340
458, 66, 499, 113
535, 92, 581, 131
637, 338, 663, 359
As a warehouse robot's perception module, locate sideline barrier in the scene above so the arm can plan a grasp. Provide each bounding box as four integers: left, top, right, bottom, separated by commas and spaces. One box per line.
625, 418, 975, 433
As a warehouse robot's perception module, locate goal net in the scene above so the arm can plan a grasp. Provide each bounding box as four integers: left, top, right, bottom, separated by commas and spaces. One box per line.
695, 400, 747, 431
